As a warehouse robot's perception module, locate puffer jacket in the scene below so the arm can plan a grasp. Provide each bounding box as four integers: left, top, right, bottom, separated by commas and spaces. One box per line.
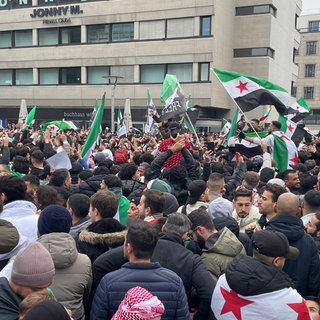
91, 262, 189, 320
76, 218, 126, 263
121, 179, 145, 199
202, 227, 246, 282
38, 233, 92, 320
76, 174, 105, 197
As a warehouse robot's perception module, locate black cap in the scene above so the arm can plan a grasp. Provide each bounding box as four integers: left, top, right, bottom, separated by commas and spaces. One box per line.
290, 163, 308, 173
187, 180, 207, 205
252, 230, 299, 260
168, 122, 181, 131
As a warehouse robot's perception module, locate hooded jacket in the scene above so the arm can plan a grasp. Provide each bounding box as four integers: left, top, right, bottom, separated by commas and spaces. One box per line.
211, 255, 309, 319
38, 233, 92, 320
202, 227, 246, 282
267, 214, 320, 296
76, 218, 126, 263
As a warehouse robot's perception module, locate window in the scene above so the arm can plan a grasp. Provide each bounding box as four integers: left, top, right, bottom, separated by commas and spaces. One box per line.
236, 5, 276, 16
39, 67, 81, 85
309, 21, 320, 32
87, 66, 110, 84
39, 27, 80, 46
234, 47, 274, 58
304, 87, 314, 99
0, 69, 32, 85
0, 30, 32, 48
199, 62, 210, 81
305, 64, 316, 77
87, 25, 110, 43
111, 23, 134, 42
306, 41, 317, 55
291, 86, 297, 98
167, 18, 194, 38
87, 23, 133, 43
110, 66, 134, 83
16, 69, 33, 85
139, 21, 165, 40
140, 63, 192, 83
200, 16, 211, 36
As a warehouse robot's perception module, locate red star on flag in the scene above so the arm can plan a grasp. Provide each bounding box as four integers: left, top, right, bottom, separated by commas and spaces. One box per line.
236, 81, 249, 94
287, 300, 310, 320
220, 287, 253, 320
280, 133, 291, 141
290, 153, 299, 164
288, 124, 295, 133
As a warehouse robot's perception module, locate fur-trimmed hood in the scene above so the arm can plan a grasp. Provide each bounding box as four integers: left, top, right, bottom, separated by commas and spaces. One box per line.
78, 229, 126, 246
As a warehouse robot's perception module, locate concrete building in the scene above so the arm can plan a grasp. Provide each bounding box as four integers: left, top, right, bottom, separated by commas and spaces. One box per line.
295, 12, 320, 129
0, 0, 301, 131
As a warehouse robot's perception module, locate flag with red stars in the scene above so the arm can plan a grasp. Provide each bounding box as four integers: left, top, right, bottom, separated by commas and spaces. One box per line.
272, 131, 299, 172
213, 68, 289, 115
212, 274, 311, 320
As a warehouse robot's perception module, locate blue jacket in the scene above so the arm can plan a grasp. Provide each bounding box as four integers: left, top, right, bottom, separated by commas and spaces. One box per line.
90, 262, 189, 320
266, 214, 320, 296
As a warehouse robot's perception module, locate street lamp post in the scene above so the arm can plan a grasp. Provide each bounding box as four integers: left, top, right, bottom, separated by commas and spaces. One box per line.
103, 75, 124, 133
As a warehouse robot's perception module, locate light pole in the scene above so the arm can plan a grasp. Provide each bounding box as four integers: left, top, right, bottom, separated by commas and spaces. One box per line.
103, 75, 124, 133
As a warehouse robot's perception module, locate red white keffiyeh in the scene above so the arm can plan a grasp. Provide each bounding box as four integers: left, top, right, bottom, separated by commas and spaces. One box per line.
111, 286, 165, 320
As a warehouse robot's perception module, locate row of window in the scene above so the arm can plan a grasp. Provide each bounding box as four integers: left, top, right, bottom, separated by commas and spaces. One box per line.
0, 63, 210, 85
306, 41, 317, 55
235, 5, 276, 17
291, 86, 315, 99
0, 17, 211, 48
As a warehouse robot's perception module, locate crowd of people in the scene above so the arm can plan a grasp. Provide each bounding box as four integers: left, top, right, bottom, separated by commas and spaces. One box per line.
0, 117, 320, 319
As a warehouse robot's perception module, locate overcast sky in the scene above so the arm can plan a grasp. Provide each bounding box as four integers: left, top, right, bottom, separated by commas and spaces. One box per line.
302, 0, 320, 14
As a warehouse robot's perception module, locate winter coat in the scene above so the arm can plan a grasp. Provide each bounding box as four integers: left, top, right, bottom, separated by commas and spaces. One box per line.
177, 201, 209, 215
69, 216, 91, 239
76, 218, 126, 263
267, 214, 320, 296
121, 179, 145, 199
0, 200, 38, 244
38, 233, 92, 320
77, 174, 105, 197
0, 277, 21, 320
202, 227, 246, 282
91, 262, 189, 320
92, 232, 215, 320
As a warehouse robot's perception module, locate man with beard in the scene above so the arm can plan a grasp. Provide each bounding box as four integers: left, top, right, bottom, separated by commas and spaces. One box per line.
305, 212, 320, 255
188, 207, 245, 281
232, 188, 260, 232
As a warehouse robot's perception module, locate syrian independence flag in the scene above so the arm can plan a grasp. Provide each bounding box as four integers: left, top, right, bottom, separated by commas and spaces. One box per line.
287, 98, 310, 122
228, 131, 268, 158
220, 119, 231, 138
117, 106, 127, 138
42, 120, 77, 136
22, 106, 37, 131
278, 115, 305, 145
183, 96, 197, 134
273, 131, 299, 172
145, 88, 157, 133
213, 68, 289, 115
212, 274, 311, 320
227, 108, 243, 140
81, 93, 105, 164
158, 74, 187, 121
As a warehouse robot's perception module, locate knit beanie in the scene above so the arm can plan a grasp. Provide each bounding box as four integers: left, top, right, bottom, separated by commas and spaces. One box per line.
11, 242, 55, 287
38, 205, 72, 236
147, 178, 172, 193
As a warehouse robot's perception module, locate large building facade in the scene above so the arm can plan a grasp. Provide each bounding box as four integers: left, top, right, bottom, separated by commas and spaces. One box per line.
295, 12, 320, 129
0, 0, 301, 130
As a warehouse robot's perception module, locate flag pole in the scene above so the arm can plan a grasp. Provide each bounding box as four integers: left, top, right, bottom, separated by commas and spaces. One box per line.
183, 112, 200, 145
212, 69, 262, 142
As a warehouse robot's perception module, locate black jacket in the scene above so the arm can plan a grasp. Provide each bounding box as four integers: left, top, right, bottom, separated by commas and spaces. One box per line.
267, 214, 320, 296
93, 232, 215, 320
227, 255, 295, 296
121, 179, 145, 199
0, 277, 21, 320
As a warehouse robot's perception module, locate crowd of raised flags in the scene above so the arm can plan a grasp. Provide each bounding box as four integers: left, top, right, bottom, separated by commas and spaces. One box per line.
17, 68, 312, 172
